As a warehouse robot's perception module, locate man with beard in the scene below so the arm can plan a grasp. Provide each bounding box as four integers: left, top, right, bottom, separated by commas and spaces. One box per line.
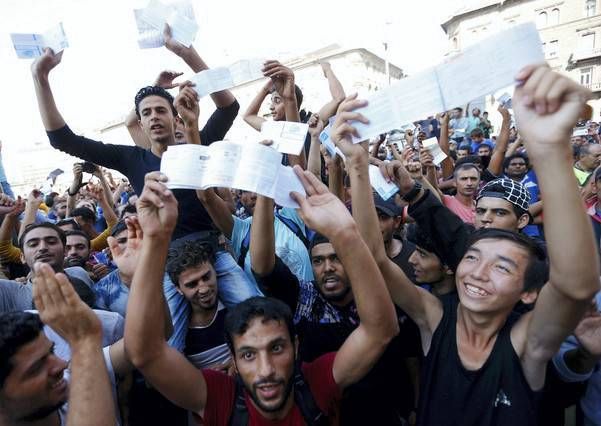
442, 163, 480, 224
0, 265, 116, 426
166, 240, 231, 371
0, 223, 95, 313
574, 143, 601, 186
63, 230, 109, 283
125, 170, 399, 425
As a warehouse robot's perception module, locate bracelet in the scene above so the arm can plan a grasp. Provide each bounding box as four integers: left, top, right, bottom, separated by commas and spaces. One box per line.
401, 181, 422, 203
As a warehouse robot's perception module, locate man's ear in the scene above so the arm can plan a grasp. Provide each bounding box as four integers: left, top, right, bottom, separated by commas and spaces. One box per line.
520, 289, 538, 305
517, 213, 530, 230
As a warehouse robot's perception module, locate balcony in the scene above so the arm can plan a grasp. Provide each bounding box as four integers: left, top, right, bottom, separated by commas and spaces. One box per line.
583, 82, 601, 92
573, 47, 601, 61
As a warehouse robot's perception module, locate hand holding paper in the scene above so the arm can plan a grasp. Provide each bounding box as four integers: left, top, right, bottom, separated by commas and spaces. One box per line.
261, 121, 309, 155
136, 0, 198, 48
11, 23, 68, 59
189, 59, 264, 97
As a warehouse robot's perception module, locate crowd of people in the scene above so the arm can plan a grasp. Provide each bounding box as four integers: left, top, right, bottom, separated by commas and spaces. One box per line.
1, 24, 601, 426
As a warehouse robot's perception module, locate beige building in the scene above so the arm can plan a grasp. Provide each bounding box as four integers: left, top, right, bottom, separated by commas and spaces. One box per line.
441, 0, 601, 117
97, 45, 404, 145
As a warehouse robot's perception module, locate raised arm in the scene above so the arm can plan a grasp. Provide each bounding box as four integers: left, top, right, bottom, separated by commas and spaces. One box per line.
195, 189, 234, 238
437, 113, 455, 179
330, 95, 444, 340
307, 114, 324, 177
124, 172, 207, 413
290, 166, 399, 391
249, 195, 276, 277
487, 106, 511, 176
173, 81, 201, 145
163, 25, 236, 108
19, 190, 44, 240
511, 65, 600, 389
317, 61, 346, 120
243, 80, 271, 131
31, 49, 66, 131
33, 263, 116, 426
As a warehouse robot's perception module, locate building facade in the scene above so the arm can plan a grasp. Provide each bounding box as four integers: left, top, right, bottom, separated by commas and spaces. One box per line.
441, 0, 601, 117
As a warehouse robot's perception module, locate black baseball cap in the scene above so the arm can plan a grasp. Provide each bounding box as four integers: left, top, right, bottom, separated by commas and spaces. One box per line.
374, 193, 402, 217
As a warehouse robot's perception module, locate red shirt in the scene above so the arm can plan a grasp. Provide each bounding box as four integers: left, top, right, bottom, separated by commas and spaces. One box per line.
443, 194, 475, 224
195, 352, 341, 425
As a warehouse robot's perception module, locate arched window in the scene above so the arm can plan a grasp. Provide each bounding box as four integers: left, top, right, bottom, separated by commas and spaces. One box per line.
537, 11, 548, 28
550, 8, 560, 25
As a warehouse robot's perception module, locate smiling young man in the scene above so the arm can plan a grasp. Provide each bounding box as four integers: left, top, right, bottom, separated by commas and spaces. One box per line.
331, 66, 600, 425
124, 170, 399, 425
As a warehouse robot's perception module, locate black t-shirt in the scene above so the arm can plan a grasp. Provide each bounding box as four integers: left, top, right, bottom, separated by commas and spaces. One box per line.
417, 293, 540, 426
184, 307, 230, 369
255, 257, 421, 424
47, 101, 239, 240
390, 237, 417, 284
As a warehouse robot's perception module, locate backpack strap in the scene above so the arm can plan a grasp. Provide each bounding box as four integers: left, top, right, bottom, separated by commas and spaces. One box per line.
237, 228, 252, 269
274, 209, 313, 249
228, 376, 249, 426
292, 365, 328, 426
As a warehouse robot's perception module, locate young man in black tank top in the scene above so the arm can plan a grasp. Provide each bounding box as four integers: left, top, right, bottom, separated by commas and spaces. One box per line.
331, 65, 600, 425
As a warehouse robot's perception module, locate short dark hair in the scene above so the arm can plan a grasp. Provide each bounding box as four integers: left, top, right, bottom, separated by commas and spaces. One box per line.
308, 233, 330, 257
110, 220, 128, 238
56, 218, 81, 231
224, 297, 295, 352
134, 86, 177, 119
166, 240, 216, 286
68, 276, 96, 308
464, 228, 548, 292
70, 207, 96, 223
119, 204, 137, 219
504, 153, 530, 171
455, 155, 482, 168
470, 128, 484, 138
294, 85, 303, 109
0, 312, 43, 388
19, 223, 66, 250
454, 162, 481, 178
64, 230, 91, 249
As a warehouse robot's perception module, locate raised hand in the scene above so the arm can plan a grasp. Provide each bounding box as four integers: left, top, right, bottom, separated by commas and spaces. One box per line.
174, 81, 200, 127
574, 309, 601, 357
379, 160, 415, 194
32, 263, 102, 345
497, 104, 511, 120
31, 48, 63, 79
108, 217, 143, 282
27, 189, 44, 209
419, 148, 435, 169
513, 64, 593, 156
308, 113, 325, 138
320, 61, 332, 78
290, 165, 355, 238
262, 60, 296, 101
163, 23, 192, 57
330, 94, 370, 160
136, 172, 178, 239
6, 196, 25, 217
87, 183, 104, 203
155, 70, 184, 89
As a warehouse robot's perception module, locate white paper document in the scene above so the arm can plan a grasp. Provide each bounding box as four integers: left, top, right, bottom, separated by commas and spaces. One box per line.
369, 165, 399, 201
137, 0, 198, 48
159, 142, 305, 208
319, 124, 337, 158
261, 121, 309, 155
351, 23, 543, 143
189, 59, 264, 97
497, 92, 513, 109
573, 128, 589, 137
11, 23, 68, 59
423, 137, 448, 165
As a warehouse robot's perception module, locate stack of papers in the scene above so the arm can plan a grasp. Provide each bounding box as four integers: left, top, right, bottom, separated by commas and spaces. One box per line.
260, 121, 309, 155
189, 59, 264, 97
422, 137, 448, 165
350, 23, 544, 143
135, 0, 198, 48
368, 165, 399, 200
160, 142, 305, 208
11, 23, 68, 59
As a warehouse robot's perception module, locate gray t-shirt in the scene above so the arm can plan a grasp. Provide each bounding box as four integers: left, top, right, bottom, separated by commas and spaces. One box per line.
0, 267, 94, 313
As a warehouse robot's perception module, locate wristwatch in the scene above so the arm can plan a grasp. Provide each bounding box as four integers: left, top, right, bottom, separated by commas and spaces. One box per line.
401, 181, 422, 203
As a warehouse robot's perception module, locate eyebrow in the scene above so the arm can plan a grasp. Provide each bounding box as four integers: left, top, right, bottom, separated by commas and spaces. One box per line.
24, 342, 55, 376
467, 247, 519, 269
236, 337, 288, 354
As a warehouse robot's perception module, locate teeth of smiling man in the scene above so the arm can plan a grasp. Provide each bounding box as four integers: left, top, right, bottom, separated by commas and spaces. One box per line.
466, 284, 489, 296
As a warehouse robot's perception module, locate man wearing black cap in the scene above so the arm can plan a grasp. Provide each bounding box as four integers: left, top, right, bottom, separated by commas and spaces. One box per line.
373, 193, 417, 283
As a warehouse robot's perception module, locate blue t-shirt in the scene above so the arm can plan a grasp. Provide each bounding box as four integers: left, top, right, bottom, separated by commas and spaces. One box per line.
230, 207, 313, 286
470, 139, 495, 154
94, 269, 129, 317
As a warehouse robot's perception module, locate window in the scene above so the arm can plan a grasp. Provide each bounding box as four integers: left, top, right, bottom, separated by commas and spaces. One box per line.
537, 11, 548, 28
580, 67, 593, 86
580, 33, 596, 51
547, 40, 559, 58
452, 37, 459, 50
550, 8, 560, 25
586, 0, 597, 17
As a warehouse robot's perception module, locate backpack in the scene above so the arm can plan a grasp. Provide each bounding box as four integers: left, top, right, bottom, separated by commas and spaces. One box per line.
228, 366, 328, 426
237, 208, 315, 269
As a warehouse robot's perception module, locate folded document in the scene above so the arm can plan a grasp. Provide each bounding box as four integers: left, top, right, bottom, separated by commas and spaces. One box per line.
11, 23, 68, 59
160, 142, 305, 208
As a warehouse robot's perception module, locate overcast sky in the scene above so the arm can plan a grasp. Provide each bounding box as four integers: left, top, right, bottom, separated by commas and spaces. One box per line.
0, 0, 453, 159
